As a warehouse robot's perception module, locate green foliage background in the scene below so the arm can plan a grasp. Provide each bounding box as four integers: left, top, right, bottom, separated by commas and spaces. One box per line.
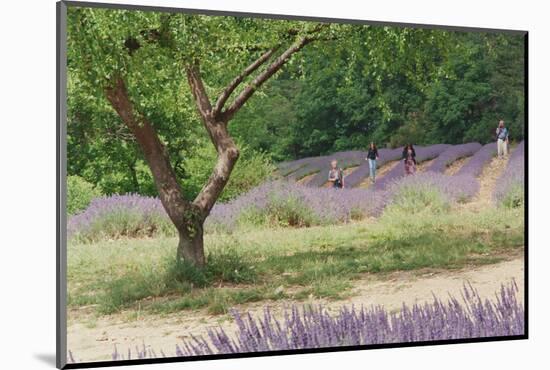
66, 7, 525, 198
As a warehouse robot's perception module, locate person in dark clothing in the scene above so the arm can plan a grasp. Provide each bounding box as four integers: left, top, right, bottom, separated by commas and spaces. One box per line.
366, 142, 380, 183
402, 144, 417, 175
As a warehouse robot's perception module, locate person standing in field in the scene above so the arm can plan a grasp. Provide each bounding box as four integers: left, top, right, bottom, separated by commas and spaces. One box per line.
496, 120, 510, 158
366, 142, 379, 183
328, 160, 345, 189
403, 144, 417, 175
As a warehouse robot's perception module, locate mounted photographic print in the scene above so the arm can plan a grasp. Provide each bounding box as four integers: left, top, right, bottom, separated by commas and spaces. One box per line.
57, 1, 527, 368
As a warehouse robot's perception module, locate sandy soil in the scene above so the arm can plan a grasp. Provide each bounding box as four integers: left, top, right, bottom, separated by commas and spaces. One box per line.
296, 172, 317, 185
459, 150, 512, 212
68, 256, 524, 362
417, 158, 436, 172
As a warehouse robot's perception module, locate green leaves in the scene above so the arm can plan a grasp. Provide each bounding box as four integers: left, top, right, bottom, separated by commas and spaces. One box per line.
67, 5, 524, 195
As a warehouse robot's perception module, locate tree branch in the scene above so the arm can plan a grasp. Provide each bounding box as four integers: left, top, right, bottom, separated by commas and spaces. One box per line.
105, 77, 191, 225
222, 36, 315, 121
186, 63, 213, 120
212, 47, 279, 116
192, 123, 240, 214
184, 63, 241, 214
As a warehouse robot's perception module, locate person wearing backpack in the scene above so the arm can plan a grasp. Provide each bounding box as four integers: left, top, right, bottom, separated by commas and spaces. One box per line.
366, 142, 380, 183
496, 120, 510, 158
402, 144, 417, 175
328, 160, 345, 189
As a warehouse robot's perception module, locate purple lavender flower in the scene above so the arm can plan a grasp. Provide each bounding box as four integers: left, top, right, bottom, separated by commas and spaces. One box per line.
68, 194, 174, 241
493, 141, 524, 207
70, 282, 523, 361
374, 144, 451, 190
455, 142, 496, 177
386, 172, 480, 205
425, 143, 482, 173
206, 180, 387, 232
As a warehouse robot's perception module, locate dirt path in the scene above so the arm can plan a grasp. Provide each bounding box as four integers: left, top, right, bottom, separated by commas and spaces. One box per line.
459, 150, 511, 212
68, 256, 524, 362
445, 156, 472, 176
296, 172, 317, 185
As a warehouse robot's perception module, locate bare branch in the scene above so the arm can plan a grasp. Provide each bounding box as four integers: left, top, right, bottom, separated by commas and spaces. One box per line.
212, 47, 279, 116
222, 36, 315, 121
192, 122, 240, 214
186, 63, 213, 120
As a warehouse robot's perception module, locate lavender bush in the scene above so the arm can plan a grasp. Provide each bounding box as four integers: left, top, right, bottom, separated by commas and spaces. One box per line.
425, 142, 482, 173
374, 144, 451, 190
277, 157, 314, 176
68, 142, 503, 240
494, 141, 525, 207
67, 282, 522, 362
285, 156, 329, 181
206, 180, 387, 232
455, 142, 496, 177
68, 194, 175, 242
385, 172, 479, 213
189, 282, 523, 354
70, 171, 480, 240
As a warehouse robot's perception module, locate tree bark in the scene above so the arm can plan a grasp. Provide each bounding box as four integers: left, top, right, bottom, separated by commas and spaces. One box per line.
186, 66, 241, 214
105, 77, 207, 267
177, 215, 205, 266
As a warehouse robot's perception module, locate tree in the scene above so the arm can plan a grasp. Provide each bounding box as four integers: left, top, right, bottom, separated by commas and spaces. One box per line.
68, 7, 327, 267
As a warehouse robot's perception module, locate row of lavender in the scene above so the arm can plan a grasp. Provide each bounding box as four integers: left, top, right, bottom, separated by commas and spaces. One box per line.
68, 282, 523, 362
494, 141, 525, 207
205, 180, 388, 232
68, 142, 522, 241
67, 174, 474, 240
373, 144, 451, 190
67, 194, 176, 241
280, 142, 485, 190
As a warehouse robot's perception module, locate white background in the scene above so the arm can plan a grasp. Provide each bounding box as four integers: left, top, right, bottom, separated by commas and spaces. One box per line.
0, 0, 547, 369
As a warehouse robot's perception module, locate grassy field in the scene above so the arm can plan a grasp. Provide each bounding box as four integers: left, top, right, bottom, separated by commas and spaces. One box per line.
68, 204, 524, 317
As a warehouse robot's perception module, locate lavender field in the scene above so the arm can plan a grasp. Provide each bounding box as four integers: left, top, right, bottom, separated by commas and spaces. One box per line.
67, 141, 525, 363
68, 142, 524, 240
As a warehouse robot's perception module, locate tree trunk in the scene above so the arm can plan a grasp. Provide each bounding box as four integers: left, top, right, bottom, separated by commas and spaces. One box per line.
128, 160, 140, 193
176, 218, 206, 267
106, 77, 207, 267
